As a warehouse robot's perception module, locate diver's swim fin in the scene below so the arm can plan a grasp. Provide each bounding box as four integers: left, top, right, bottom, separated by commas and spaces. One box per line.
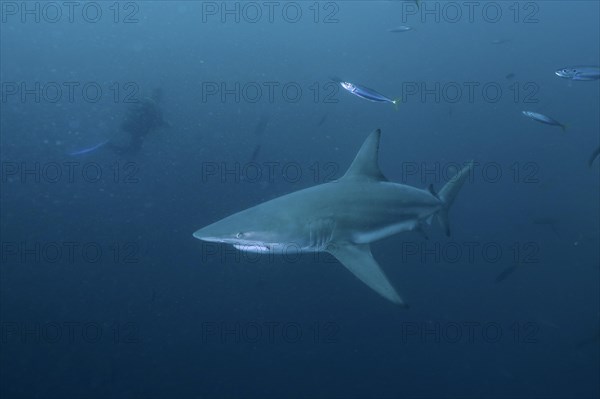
67, 140, 109, 156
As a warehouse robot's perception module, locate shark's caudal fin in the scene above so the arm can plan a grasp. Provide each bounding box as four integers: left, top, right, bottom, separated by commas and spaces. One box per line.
328, 243, 407, 307
436, 162, 474, 236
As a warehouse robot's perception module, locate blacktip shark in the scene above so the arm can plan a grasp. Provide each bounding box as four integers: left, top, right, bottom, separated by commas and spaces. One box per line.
193, 130, 473, 306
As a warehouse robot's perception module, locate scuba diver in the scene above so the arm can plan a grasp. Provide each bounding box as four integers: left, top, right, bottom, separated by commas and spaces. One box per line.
107, 88, 169, 155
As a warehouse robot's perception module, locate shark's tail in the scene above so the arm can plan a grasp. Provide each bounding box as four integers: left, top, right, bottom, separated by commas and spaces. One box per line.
436, 161, 474, 236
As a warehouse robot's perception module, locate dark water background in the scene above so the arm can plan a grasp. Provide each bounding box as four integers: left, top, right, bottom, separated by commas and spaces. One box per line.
1, 1, 599, 398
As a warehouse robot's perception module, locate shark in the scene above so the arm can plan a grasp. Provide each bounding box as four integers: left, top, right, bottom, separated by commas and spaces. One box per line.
193, 129, 473, 306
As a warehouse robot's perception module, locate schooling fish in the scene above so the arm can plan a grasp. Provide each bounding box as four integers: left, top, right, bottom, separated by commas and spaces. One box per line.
531, 217, 560, 237
333, 79, 399, 107
494, 265, 519, 284
388, 25, 413, 33
249, 116, 268, 162
522, 111, 566, 132
249, 143, 262, 163
316, 114, 328, 127
555, 66, 600, 81
67, 140, 109, 156
252, 115, 269, 136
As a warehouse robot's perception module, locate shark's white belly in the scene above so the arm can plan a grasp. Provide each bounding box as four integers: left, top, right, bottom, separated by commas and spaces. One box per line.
351, 219, 420, 244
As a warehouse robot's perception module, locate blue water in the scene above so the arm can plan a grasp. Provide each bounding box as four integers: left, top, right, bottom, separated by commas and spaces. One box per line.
1, 1, 599, 398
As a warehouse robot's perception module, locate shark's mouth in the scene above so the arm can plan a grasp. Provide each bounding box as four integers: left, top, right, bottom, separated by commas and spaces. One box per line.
233, 243, 271, 253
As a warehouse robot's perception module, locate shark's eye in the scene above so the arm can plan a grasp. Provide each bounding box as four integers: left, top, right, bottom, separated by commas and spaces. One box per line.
236, 232, 244, 239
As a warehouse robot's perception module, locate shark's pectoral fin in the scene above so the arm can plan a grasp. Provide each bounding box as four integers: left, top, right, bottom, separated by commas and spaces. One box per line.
327, 243, 407, 307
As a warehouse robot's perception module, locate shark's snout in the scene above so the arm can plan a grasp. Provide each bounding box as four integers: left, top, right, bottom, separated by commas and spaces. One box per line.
192, 222, 228, 242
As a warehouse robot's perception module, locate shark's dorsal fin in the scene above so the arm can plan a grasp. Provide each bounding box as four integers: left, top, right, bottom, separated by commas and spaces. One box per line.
341, 129, 388, 182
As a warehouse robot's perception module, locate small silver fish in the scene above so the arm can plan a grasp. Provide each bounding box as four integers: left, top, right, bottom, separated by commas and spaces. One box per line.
388, 25, 413, 33
336, 80, 399, 107
555, 66, 600, 81
522, 111, 566, 132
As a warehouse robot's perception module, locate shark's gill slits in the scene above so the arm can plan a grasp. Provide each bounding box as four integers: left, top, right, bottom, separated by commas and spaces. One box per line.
308, 219, 336, 250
